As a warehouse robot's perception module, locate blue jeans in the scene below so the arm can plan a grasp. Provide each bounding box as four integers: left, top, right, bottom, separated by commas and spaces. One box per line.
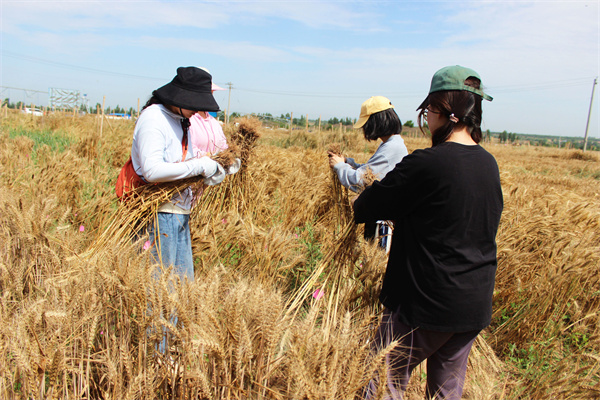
149, 212, 194, 281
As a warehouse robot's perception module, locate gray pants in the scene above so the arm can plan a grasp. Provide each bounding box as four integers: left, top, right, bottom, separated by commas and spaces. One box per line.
365, 309, 479, 400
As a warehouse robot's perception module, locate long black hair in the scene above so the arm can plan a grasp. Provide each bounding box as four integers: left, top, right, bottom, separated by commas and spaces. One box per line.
141, 91, 187, 119
141, 92, 190, 132
142, 91, 164, 112
417, 77, 483, 146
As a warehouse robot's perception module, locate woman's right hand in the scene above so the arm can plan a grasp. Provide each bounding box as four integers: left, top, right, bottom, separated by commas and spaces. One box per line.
189, 156, 228, 185
190, 156, 219, 177
327, 151, 345, 168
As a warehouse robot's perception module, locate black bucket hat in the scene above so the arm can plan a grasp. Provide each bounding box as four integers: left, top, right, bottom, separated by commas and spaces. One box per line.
153, 66, 220, 112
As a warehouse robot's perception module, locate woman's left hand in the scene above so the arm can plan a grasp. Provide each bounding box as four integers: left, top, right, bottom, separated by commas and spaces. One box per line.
203, 164, 226, 186
226, 158, 241, 175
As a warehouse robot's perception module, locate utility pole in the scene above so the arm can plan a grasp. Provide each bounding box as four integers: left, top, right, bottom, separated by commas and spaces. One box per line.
100, 95, 106, 138
583, 77, 597, 152
226, 82, 233, 125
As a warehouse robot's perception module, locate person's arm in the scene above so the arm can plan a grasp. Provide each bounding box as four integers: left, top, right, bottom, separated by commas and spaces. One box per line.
333, 147, 394, 192
328, 152, 363, 192
134, 119, 218, 183
210, 117, 229, 153
353, 152, 424, 223
332, 161, 367, 193
353, 180, 399, 223
345, 157, 361, 169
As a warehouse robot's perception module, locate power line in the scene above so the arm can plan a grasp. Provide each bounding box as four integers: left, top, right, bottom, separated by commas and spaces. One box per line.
236, 87, 423, 99
235, 77, 596, 98
235, 87, 366, 98
488, 77, 594, 93
0, 85, 46, 94
3, 51, 167, 82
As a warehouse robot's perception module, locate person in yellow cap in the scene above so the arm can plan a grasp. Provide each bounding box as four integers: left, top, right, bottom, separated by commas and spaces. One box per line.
328, 96, 408, 247
355, 66, 502, 400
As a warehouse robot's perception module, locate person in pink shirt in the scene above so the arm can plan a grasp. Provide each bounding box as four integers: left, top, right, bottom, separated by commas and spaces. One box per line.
189, 82, 228, 158
188, 81, 240, 201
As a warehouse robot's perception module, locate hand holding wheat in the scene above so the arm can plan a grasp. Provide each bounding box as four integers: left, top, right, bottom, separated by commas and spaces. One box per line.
327, 144, 345, 168
327, 151, 345, 168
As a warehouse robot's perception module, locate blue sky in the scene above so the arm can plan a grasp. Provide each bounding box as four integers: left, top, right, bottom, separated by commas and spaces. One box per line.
1, 0, 599, 138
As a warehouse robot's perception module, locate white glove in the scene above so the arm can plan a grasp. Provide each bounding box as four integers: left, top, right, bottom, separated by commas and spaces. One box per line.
203, 164, 226, 186
189, 156, 218, 178
227, 158, 241, 175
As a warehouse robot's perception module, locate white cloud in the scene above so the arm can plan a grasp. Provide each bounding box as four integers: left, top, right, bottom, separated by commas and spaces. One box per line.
1, 0, 378, 34
1, 1, 230, 38
213, 0, 381, 30
442, 2, 598, 73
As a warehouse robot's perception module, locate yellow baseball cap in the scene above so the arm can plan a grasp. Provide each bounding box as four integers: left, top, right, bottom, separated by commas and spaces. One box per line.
354, 96, 394, 128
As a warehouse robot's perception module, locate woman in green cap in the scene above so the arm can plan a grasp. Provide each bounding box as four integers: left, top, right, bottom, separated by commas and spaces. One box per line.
354, 65, 503, 400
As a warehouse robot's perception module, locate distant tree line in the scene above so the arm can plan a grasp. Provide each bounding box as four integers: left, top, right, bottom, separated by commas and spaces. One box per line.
498, 130, 519, 144
493, 129, 599, 151
2, 98, 136, 116
239, 113, 422, 131
233, 112, 357, 130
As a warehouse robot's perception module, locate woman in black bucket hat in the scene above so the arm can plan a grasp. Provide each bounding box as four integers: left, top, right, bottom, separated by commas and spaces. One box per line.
152, 66, 220, 113
131, 66, 227, 281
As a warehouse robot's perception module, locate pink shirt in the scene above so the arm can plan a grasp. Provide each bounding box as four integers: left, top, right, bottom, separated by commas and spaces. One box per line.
189, 113, 228, 157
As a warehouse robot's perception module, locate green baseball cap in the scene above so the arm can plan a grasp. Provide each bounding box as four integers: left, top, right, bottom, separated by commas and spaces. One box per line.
429, 65, 493, 101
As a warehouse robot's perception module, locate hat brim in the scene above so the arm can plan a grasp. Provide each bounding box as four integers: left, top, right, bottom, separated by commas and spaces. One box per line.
354, 115, 369, 129
154, 84, 220, 112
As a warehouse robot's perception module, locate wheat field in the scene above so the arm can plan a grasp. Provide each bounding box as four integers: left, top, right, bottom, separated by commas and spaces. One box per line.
0, 110, 598, 399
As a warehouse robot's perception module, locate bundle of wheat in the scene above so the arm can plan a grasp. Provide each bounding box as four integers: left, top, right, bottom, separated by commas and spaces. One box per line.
233, 117, 261, 161
327, 143, 353, 226
192, 116, 262, 219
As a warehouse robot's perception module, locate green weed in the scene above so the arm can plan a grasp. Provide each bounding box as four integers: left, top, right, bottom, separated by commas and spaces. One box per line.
570, 166, 600, 180
224, 243, 242, 267
506, 343, 551, 377
8, 127, 74, 157
285, 221, 324, 291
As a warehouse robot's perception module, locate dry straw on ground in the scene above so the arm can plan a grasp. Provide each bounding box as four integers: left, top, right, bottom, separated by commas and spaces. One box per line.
1, 110, 599, 399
